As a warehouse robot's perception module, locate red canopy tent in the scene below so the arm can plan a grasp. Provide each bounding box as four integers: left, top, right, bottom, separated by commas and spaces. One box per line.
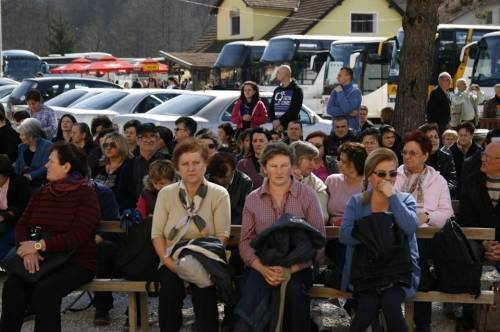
50, 57, 92, 74
134, 58, 168, 73
83, 55, 134, 74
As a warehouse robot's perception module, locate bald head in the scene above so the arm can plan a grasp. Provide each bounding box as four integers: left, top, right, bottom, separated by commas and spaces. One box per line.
276, 65, 292, 84
481, 141, 500, 177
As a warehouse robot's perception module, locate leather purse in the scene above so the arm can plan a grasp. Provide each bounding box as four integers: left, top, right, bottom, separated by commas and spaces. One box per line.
0, 232, 75, 283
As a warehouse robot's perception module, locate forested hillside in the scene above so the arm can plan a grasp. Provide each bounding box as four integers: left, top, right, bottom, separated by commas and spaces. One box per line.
1, 0, 216, 56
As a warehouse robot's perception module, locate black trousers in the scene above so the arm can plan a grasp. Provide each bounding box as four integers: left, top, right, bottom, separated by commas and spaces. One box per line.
158, 266, 219, 332
236, 268, 313, 332
351, 286, 407, 332
0, 263, 94, 332
93, 240, 120, 312
414, 239, 432, 327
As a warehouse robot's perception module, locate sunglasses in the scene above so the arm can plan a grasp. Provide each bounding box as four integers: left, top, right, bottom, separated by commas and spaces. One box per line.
373, 170, 398, 178
102, 142, 117, 149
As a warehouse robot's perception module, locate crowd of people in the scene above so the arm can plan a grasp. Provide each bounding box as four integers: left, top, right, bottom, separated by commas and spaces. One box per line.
0, 65, 498, 332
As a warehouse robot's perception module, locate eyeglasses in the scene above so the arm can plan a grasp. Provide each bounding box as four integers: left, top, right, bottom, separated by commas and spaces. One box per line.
373, 170, 398, 178
102, 142, 117, 149
174, 127, 186, 132
138, 133, 158, 140
481, 152, 500, 162
402, 150, 420, 157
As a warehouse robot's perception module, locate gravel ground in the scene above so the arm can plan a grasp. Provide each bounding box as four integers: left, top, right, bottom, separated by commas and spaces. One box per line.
0, 267, 497, 331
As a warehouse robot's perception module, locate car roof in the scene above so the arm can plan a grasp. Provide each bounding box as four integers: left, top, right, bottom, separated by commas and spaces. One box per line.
22, 77, 120, 84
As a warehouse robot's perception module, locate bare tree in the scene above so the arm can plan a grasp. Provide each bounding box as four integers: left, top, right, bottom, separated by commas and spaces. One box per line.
393, 0, 442, 134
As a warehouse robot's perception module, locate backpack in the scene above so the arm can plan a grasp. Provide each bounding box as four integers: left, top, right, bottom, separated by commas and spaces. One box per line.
115, 215, 160, 283
430, 219, 482, 297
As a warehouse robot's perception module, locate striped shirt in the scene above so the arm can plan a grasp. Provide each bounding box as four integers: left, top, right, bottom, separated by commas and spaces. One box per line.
239, 177, 325, 267
486, 176, 500, 207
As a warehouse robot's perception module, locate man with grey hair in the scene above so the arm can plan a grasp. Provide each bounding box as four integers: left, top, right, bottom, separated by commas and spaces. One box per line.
427, 71, 452, 135
290, 141, 329, 223
14, 118, 53, 187
450, 78, 484, 126
268, 65, 304, 133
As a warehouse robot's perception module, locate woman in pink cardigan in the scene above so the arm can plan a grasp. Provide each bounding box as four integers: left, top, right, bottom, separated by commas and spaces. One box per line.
231, 81, 268, 129
394, 130, 453, 332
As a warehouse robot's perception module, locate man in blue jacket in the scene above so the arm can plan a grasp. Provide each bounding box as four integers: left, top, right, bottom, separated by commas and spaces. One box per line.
326, 67, 362, 133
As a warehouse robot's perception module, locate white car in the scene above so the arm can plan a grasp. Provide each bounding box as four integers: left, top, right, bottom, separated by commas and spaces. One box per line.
112, 90, 332, 137
52, 88, 196, 126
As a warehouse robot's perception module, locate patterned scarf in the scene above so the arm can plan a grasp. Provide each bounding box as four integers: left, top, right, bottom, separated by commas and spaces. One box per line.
401, 166, 428, 207
166, 180, 209, 255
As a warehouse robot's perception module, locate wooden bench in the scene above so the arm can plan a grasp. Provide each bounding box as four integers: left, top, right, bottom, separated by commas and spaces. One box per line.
80, 220, 495, 332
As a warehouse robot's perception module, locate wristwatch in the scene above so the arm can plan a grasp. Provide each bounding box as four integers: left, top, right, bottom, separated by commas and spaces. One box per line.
34, 242, 43, 251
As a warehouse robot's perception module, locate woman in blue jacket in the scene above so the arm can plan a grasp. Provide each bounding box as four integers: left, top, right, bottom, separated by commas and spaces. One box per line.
340, 148, 420, 332
14, 118, 52, 189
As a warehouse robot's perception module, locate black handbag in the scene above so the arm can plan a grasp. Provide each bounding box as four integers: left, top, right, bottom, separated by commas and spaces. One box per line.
0, 231, 75, 283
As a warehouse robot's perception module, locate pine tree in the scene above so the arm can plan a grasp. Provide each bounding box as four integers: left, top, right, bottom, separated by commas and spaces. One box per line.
48, 15, 75, 55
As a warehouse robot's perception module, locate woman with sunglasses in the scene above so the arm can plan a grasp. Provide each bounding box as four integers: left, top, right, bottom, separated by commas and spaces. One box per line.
395, 130, 453, 332
196, 132, 220, 158
93, 132, 132, 211
340, 148, 420, 332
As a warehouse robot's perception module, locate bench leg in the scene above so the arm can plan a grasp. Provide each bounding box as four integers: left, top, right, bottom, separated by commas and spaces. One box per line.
140, 293, 149, 332
128, 292, 138, 332
405, 302, 414, 332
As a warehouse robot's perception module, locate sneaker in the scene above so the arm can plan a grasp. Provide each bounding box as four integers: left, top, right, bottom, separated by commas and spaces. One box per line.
94, 310, 110, 326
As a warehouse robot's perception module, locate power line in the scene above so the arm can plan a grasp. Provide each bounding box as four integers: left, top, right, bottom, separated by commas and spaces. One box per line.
175, 0, 403, 23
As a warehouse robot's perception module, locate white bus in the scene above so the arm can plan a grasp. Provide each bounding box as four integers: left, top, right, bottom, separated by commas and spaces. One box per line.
322, 37, 392, 119
471, 31, 500, 105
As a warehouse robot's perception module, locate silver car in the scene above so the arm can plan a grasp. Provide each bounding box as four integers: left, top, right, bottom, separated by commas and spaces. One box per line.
53, 89, 195, 126
112, 90, 332, 137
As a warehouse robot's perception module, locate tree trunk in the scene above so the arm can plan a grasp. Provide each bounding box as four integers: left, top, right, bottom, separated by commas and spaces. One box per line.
393, 0, 441, 135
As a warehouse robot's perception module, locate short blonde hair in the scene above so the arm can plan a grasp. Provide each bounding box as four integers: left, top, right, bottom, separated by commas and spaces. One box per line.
442, 129, 458, 140
361, 148, 398, 204
100, 132, 131, 165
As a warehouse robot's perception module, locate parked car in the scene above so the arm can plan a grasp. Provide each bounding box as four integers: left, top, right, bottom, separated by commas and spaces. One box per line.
7, 77, 121, 115
45, 88, 111, 108
112, 90, 331, 137
53, 89, 195, 126
0, 85, 18, 100
0, 78, 19, 86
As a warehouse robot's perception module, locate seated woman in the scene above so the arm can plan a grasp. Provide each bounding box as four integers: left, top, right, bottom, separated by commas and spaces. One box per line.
52, 114, 76, 143
238, 143, 325, 332
358, 127, 380, 155
152, 139, 231, 332
0, 142, 100, 332
325, 142, 367, 226
0, 154, 31, 260
14, 118, 53, 190
306, 131, 339, 182
395, 130, 453, 332
419, 123, 457, 198
340, 148, 420, 332
93, 132, 131, 211
237, 128, 270, 188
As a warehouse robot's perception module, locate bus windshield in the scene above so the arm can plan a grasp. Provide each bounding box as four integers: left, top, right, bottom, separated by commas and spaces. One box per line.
324, 42, 381, 90
260, 38, 332, 86
3, 58, 41, 81
472, 35, 500, 85
214, 44, 265, 89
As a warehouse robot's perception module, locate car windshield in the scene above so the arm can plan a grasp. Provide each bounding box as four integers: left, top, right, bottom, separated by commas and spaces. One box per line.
9, 80, 36, 101
0, 86, 15, 99
72, 91, 128, 110
147, 94, 214, 116
45, 90, 88, 107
